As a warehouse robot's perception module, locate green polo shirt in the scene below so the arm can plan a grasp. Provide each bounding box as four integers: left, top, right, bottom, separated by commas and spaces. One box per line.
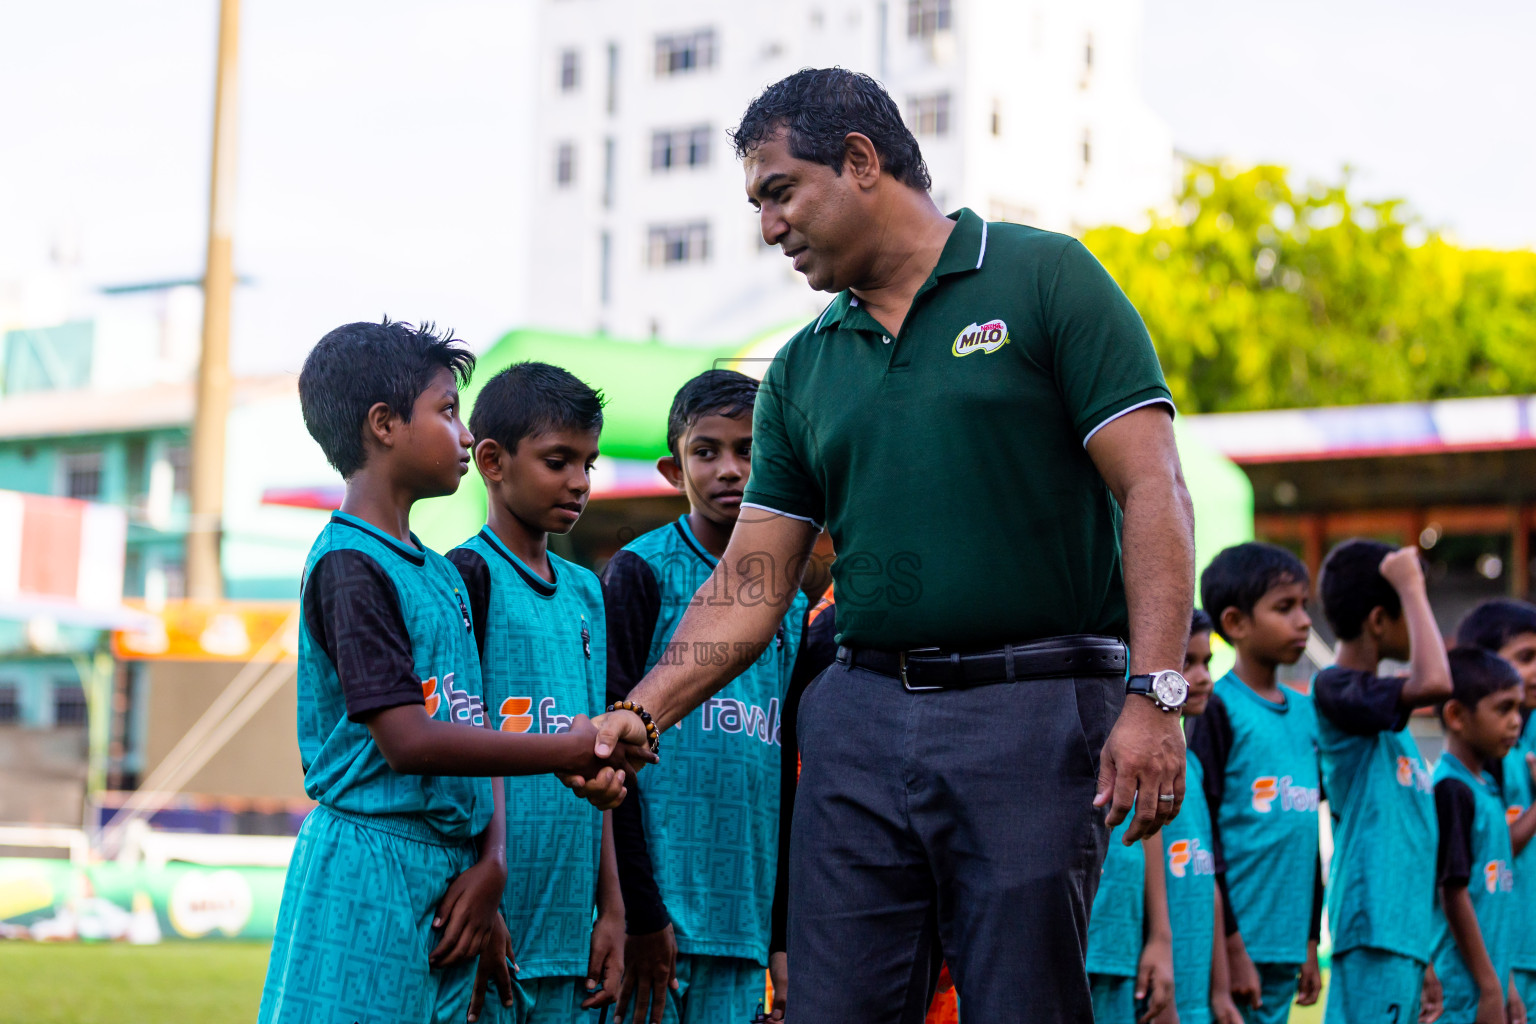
742, 208, 1172, 651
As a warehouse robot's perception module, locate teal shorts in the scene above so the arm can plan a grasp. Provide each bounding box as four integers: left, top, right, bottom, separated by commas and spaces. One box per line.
258, 806, 480, 1024
477, 976, 606, 1024
1239, 963, 1300, 1024
1089, 972, 1137, 1024
656, 953, 765, 1024
1324, 948, 1424, 1024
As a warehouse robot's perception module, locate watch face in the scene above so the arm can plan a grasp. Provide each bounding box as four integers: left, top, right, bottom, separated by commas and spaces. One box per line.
1152, 670, 1189, 708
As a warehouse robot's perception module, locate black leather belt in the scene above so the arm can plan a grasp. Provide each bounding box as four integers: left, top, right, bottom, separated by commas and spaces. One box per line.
836, 634, 1127, 692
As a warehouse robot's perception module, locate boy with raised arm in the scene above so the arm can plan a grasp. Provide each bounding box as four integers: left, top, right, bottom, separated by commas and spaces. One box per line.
1313, 541, 1451, 1022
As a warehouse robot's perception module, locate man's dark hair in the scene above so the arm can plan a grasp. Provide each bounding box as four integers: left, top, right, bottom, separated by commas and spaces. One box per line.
667, 370, 759, 459
1199, 542, 1310, 642
1440, 646, 1521, 721
469, 361, 605, 455
1318, 539, 1402, 641
1191, 608, 1214, 637
730, 68, 932, 191
299, 317, 474, 478
1455, 598, 1536, 653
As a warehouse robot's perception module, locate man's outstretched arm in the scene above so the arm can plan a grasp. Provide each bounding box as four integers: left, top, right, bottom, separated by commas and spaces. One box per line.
591, 509, 817, 756
1086, 405, 1195, 840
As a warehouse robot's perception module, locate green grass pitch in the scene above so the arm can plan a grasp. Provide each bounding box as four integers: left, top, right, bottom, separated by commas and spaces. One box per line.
0, 941, 1329, 1023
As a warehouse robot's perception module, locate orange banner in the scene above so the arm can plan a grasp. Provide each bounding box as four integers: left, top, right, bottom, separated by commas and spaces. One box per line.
112, 601, 300, 662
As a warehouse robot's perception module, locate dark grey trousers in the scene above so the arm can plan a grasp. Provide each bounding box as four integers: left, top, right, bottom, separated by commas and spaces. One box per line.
787, 658, 1123, 1023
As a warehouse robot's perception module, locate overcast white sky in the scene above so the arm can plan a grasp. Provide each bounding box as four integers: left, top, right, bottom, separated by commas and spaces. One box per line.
0, 0, 1531, 374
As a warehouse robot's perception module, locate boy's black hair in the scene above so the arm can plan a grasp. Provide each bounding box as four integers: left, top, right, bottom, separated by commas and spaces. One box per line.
666, 369, 759, 459
1191, 608, 1214, 636
1439, 646, 1522, 722
1455, 598, 1536, 653
1318, 538, 1402, 641
1199, 542, 1310, 642
730, 68, 932, 191
299, 318, 474, 478
468, 361, 605, 455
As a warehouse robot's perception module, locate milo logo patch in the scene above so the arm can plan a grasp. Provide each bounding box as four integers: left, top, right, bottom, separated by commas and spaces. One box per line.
952, 319, 1010, 356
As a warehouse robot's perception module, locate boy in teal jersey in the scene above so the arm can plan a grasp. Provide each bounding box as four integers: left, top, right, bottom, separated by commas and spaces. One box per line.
1313, 541, 1452, 1023
1456, 599, 1536, 1010
1185, 543, 1323, 1024
1085, 825, 1174, 1023
1431, 649, 1536, 1024
602, 371, 808, 1024
446, 363, 625, 1023
1170, 610, 1244, 1024
260, 321, 651, 1024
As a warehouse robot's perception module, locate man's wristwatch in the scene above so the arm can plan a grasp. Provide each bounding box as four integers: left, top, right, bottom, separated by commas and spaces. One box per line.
1126, 669, 1189, 712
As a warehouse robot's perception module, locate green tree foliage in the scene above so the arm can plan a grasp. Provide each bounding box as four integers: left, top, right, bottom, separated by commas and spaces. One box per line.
1083, 162, 1536, 413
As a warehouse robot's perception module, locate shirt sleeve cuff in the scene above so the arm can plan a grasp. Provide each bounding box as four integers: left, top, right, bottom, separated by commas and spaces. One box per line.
738, 500, 824, 531
1080, 389, 1176, 447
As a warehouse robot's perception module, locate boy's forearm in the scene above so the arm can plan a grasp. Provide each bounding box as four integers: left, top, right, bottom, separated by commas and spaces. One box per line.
1141, 833, 1172, 941
1399, 581, 1453, 706
369, 707, 598, 777
1210, 887, 1232, 990
597, 811, 623, 919
1443, 885, 1503, 995
477, 776, 506, 866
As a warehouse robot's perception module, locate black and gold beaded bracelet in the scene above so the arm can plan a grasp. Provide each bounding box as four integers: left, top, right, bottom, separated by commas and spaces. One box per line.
605, 700, 661, 754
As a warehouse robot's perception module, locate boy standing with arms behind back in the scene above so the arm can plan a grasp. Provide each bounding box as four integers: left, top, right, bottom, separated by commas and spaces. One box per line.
1456, 599, 1536, 1013
603, 370, 807, 1024
1313, 540, 1451, 1022
448, 363, 625, 1023
1431, 649, 1536, 1024
1185, 543, 1322, 1024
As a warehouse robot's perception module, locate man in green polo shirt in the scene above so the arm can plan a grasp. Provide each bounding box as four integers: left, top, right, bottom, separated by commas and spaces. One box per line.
581, 68, 1194, 1024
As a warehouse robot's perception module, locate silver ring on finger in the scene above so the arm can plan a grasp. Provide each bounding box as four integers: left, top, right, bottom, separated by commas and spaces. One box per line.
1157, 793, 1177, 802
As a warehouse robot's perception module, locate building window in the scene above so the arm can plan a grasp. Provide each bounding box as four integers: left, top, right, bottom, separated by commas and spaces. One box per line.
1082, 129, 1093, 169
605, 43, 619, 114
166, 445, 191, 496
907, 0, 951, 38
602, 137, 615, 207
559, 48, 580, 91
53, 683, 87, 727
650, 126, 711, 172
991, 99, 1001, 137
599, 230, 612, 305
555, 142, 577, 187
62, 450, 103, 501
1085, 33, 1095, 72
0, 683, 18, 725
908, 93, 951, 136
654, 29, 716, 76
647, 223, 710, 266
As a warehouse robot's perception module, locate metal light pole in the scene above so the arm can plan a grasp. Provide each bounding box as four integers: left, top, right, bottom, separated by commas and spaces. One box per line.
187, 0, 240, 601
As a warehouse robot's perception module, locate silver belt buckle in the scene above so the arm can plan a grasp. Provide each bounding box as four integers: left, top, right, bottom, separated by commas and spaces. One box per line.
899, 648, 946, 692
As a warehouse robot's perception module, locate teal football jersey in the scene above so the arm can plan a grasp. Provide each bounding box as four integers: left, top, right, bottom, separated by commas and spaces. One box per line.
1316, 675, 1437, 962
1503, 715, 1536, 971
1166, 755, 1216, 1024
1086, 819, 1145, 979
450, 528, 606, 980
297, 512, 492, 839
615, 516, 806, 963
1432, 753, 1516, 1016
1209, 673, 1320, 965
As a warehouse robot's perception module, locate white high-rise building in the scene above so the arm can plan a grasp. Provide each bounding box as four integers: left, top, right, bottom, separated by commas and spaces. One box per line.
527, 0, 1174, 345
